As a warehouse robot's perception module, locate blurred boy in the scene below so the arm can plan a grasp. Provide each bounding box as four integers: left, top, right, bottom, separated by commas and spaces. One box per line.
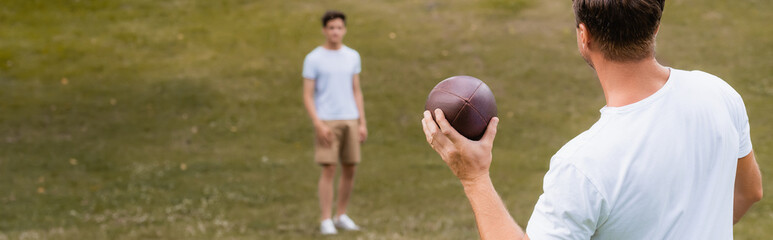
302, 10, 367, 235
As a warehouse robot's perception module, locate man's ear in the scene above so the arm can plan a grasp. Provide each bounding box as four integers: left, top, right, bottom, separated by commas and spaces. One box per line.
578, 23, 591, 48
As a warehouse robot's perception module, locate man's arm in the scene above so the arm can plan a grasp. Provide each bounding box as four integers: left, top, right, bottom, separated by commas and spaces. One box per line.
463, 174, 529, 240
421, 109, 528, 240
352, 74, 367, 142
303, 79, 332, 147
734, 150, 763, 224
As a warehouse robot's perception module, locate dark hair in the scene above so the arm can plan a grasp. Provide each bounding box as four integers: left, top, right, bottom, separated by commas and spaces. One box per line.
573, 0, 665, 61
321, 10, 346, 27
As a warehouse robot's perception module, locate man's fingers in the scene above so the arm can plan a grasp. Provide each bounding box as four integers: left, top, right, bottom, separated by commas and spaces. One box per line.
422, 110, 454, 155
423, 111, 440, 136
434, 108, 465, 143
480, 117, 499, 145
421, 117, 432, 143
423, 110, 438, 131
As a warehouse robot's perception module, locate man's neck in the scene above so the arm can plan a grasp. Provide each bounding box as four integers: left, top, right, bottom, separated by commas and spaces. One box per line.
593, 57, 670, 107
322, 42, 342, 50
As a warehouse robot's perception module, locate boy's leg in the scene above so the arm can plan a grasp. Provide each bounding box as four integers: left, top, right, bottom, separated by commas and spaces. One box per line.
336, 164, 357, 217
336, 120, 361, 217
332, 120, 361, 230
319, 164, 337, 221
315, 120, 343, 221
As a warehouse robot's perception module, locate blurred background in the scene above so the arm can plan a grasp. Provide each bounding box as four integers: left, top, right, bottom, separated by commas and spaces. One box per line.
0, 0, 770, 239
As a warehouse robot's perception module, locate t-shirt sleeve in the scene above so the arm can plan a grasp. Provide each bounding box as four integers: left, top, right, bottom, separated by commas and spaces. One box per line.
302, 54, 316, 80
707, 70, 752, 158
735, 96, 752, 158
353, 52, 361, 74
526, 162, 608, 239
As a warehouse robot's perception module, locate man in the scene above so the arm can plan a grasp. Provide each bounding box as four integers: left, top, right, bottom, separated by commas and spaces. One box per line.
302, 10, 367, 235
421, 0, 763, 239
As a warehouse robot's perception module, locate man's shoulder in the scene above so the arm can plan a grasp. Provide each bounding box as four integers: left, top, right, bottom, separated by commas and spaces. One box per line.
549, 117, 639, 179
551, 118, 612, 165
673, 68, 732, 90
552, 131, 594, 164
674, 68, 720, 81
672, 68, 743, 102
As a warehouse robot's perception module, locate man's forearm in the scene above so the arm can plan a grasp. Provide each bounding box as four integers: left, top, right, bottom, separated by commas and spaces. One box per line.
733, 195, 759, 224
733, 151, 763, 224
462, 174, 527, 240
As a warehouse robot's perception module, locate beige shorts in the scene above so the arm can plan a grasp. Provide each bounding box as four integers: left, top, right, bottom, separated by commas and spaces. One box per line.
315, 120, 361, 165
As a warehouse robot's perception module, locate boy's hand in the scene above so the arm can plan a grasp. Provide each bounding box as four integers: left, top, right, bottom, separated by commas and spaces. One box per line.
315, 124, 334, 148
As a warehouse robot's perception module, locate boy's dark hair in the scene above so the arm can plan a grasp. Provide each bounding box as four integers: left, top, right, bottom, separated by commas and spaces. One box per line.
573, 0, 666, 61
322, 10, 346, 27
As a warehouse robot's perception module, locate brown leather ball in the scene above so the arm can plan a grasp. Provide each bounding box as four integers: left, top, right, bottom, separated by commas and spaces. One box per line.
425, 76, 497, 140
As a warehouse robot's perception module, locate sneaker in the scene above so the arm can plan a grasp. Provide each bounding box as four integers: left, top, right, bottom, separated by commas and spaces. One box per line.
334, 214, 360, 231
320, 219, 338, 235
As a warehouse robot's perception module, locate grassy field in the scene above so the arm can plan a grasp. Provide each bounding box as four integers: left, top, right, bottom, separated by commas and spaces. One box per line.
0, 0, 771, 239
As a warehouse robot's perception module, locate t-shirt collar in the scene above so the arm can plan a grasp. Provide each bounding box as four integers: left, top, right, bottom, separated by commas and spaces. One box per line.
600, 67, 675, 114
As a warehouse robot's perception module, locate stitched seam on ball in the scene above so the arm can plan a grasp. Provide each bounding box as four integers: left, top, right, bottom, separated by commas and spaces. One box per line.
435, 83, 486, 127
465, 82, 489, 125
466, 82, 484, 100
435, 88, 469, 102
451, 103, 467, 125
466, 101, 489, 126
432, 89, 468, 125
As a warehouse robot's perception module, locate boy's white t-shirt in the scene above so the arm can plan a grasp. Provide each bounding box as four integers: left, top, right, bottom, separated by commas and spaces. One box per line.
526, 68, 752, 239
303, 45, 361, 121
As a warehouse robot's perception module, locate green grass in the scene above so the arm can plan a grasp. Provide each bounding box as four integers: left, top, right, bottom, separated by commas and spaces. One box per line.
0, 0, 771, 239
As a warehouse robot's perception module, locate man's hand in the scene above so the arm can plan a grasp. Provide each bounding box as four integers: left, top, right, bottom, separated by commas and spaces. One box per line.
315, 123, 334, 148
358, 123, 368, 143
421, 109, 526, 240
421, 109, 499, 183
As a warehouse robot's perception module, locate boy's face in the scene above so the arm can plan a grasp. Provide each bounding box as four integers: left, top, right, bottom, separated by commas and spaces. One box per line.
322, 18, 346, 44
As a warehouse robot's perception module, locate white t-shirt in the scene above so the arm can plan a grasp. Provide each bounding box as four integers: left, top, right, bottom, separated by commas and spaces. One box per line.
303, 45, 361, 120
526, 68, 752, 239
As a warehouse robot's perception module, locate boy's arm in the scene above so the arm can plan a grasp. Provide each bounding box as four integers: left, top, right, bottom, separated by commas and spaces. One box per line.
352, 74, 367, 142
303, 79, 332, 147
303, 79, 321, 126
